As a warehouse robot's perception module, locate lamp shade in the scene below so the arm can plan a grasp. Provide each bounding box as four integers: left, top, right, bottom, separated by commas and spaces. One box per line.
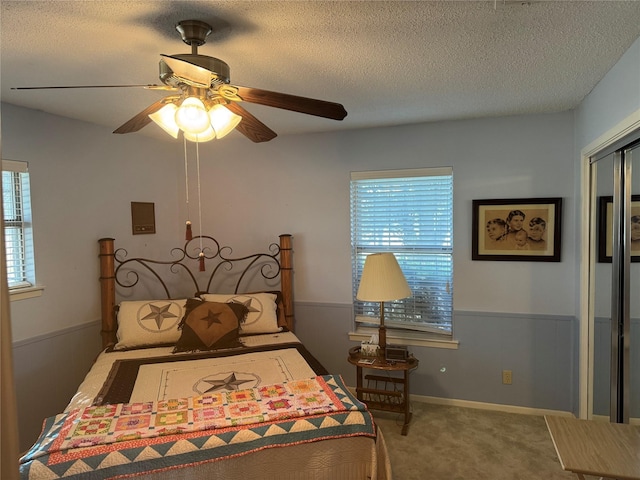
356, 253, 411, 302
208, 104, 242, 139
148, 103, 180, 138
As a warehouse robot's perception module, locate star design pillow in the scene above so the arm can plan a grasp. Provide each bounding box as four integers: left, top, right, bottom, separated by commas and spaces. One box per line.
114, 299, 187, 350
173, 298, 249, 353
200, 292, 281, 334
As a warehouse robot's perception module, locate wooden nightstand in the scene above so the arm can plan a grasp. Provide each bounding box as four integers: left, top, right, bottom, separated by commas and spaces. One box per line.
348, 346, 419, 435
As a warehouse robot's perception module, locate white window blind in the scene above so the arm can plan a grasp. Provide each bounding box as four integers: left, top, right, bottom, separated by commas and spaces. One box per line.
350, 167, 453, 336
2, 160, 35, 289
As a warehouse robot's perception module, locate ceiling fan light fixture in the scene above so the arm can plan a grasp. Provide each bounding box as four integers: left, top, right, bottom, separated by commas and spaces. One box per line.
175, 96, 210, 134
148, 103, 180, 138
103, 19, 346, 143
208, 104, 242, 139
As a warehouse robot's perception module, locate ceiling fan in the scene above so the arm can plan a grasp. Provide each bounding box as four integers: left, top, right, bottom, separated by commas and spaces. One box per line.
12, 20, 348, 143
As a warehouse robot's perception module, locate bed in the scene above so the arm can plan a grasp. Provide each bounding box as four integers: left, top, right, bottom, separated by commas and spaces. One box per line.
20, 234, 391, 479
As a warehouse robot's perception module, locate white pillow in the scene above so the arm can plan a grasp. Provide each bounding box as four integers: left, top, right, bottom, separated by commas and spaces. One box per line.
200, 293, 281, 335
114, 299, 187, 350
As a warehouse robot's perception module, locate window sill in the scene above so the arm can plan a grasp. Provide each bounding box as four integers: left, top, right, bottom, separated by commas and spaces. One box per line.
348, 328, 459, 350
9, 285, 44, 301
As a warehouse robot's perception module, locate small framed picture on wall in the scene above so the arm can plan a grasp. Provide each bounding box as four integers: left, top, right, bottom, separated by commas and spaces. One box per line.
472, 197, 562, 262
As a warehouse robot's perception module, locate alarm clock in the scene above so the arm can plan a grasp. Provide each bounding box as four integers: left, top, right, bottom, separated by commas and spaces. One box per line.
385, 345, 409, 362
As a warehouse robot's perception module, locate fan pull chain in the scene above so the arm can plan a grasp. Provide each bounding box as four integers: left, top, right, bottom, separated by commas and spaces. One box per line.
183, 137, 192, 240
195, 138, 205, 271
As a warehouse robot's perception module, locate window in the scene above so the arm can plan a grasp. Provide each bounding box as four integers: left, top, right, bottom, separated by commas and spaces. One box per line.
350, 167, 453, 339
2, 160, 36, 290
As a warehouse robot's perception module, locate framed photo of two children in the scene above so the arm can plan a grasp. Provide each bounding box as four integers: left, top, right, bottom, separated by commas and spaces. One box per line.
472, 197, 562, 262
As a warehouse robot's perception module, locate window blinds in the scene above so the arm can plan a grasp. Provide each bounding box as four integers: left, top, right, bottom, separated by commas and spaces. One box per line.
350, 168, 453, 335
2, 160, 34, 289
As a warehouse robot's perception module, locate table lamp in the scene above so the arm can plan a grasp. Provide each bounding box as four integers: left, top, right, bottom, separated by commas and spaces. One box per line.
356, 252, 411, 351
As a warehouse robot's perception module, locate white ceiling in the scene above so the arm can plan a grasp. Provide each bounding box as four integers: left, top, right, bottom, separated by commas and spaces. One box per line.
2, 1, 640, 143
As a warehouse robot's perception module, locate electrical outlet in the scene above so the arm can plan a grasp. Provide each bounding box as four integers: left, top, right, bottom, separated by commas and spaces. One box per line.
502, 370, 512, 385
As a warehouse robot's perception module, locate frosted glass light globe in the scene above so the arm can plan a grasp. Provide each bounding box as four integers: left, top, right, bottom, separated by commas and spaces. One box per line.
175, 97, 210, 134
209, 104, 242, 139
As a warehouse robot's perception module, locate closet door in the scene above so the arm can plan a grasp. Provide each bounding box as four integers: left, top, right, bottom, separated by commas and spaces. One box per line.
590, 139, 640, 423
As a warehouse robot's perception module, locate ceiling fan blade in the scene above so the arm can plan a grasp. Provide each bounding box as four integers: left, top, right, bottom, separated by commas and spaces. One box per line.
113, 98, 176, 134
11, 84, 174, 91
231, 86, 347, 121
225, 102, 277, 143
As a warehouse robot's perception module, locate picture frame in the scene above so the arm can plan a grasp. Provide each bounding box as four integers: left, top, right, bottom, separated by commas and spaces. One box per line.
472, 197, 562, 262
597, 195, 640, 263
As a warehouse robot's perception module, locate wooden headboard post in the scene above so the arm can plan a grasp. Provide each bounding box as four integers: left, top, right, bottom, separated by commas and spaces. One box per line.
98, 238, 117, 349
279, 234, 295, 332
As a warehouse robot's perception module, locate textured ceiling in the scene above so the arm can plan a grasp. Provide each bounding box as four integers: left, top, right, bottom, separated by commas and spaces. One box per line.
2, 1, 640, 142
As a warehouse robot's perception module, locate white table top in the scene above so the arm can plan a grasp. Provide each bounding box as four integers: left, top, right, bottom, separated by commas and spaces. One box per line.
545, 415, 640, 480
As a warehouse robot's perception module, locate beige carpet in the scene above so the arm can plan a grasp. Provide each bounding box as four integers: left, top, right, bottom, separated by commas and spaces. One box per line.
372, 401, 599, 480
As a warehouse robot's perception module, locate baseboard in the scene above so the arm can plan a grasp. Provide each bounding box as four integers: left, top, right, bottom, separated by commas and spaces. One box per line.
408, 393, 575, 417
346, 386, 574, 417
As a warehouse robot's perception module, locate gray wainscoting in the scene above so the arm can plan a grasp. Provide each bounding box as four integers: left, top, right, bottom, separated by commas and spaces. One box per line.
12, 321, 102, 453
295, 302, 578, 414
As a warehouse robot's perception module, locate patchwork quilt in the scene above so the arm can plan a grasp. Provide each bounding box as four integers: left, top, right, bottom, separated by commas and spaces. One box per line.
20, 375, 375, 479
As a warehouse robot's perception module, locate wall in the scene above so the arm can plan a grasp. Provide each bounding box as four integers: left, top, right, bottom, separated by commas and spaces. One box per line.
2, 104, 186, 342
574, 36, 640, 152
188, 113, 577, 313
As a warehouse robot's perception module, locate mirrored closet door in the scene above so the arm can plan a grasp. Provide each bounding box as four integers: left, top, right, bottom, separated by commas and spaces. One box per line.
589, 136, 640, 423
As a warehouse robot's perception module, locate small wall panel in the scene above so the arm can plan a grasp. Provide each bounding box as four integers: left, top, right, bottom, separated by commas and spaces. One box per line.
131, 202, 155, 235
